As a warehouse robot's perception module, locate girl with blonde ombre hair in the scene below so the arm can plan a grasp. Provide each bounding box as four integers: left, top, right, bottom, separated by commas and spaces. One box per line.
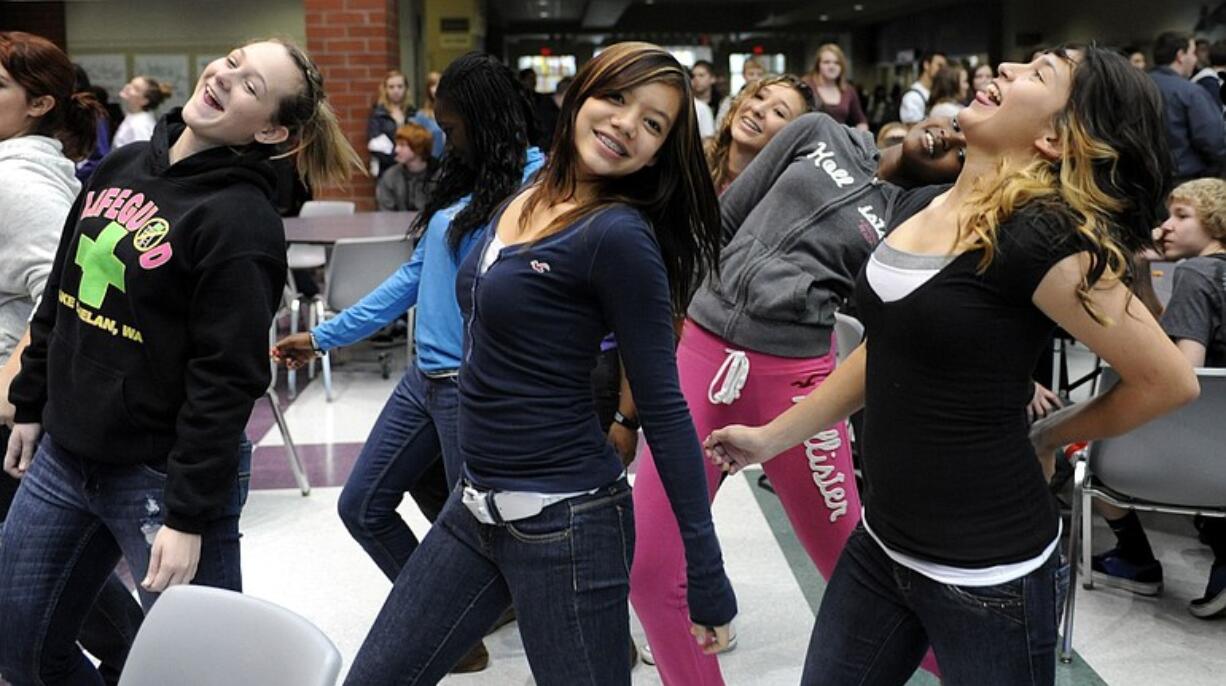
805, 43, 868, 130
1, 38, 361, 684
706, 73, 814, 193
707, 46, 1195, 685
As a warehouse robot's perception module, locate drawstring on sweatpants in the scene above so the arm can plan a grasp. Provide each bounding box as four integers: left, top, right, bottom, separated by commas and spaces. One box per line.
707, 349, 749, 405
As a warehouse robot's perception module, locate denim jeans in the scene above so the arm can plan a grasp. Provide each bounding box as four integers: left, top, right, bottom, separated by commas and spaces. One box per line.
802, 525, 1063, 686
0, 434, 251, 686
345, 479, 635, 686
337, 365, 459, 581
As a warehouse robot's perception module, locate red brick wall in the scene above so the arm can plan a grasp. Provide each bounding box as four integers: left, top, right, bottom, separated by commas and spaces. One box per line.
304, 0, 400, 211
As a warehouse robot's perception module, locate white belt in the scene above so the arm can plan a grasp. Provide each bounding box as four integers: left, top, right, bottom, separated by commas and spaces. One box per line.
462, 483, 595, 524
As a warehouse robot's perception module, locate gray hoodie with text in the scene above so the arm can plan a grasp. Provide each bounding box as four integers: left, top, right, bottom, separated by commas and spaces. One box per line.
689, 112, 899, 358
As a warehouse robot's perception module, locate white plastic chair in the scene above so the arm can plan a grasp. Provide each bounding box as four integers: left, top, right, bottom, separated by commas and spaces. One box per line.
833, 312, 864, 364
119, 586, 340, 686
1060, 367, 1225, 662
313, 236, 416, 401
286, 201, 355, 396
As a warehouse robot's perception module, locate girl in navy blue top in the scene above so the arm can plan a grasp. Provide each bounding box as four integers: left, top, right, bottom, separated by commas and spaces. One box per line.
345, 42, 736, 685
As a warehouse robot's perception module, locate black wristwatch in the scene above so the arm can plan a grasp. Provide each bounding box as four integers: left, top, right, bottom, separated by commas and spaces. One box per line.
612, 410, 640, 431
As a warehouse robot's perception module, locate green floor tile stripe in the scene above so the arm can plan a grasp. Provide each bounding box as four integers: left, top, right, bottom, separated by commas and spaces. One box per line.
743, 470, 1108, 685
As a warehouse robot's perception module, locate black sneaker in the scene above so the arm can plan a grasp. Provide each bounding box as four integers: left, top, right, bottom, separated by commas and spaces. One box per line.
1189, 564, 1226, 619
1090, 548, 1163, 596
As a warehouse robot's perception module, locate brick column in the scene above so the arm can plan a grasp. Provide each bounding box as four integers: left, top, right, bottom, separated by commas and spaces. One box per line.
304, 0, 400, 211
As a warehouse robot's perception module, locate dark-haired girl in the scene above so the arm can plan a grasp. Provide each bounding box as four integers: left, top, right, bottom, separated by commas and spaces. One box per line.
345, 42, 736, 685
113, 75, 171, 148
0, 39, 362, 684
274, 51, 544, 672
707, 47, 1196, 685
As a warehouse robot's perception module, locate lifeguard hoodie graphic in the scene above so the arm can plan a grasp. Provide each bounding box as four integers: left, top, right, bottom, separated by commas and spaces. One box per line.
10, 110, 287, 533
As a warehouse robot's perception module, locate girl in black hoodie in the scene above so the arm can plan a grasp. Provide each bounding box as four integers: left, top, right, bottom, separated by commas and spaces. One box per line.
0, 39, 361, 684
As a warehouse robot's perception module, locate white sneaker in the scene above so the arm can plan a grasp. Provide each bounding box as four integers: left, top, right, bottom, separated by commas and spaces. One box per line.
639, 626, 738, 667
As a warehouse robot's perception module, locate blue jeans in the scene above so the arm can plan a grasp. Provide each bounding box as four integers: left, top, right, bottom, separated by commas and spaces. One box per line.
0, 434, 251, 686
345, 479, 636, 686
338, 366, 460, 581
803, 525, 1063, 686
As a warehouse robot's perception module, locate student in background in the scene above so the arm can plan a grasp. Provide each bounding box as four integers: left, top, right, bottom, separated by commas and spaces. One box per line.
805, 44, 868, 130
1091, 178, 1226, 619
112, 75, 171, 148
375, 122, 437, 212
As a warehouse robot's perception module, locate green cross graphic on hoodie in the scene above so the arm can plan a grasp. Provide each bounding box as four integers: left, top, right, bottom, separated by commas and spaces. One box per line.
74, 222, 127, 308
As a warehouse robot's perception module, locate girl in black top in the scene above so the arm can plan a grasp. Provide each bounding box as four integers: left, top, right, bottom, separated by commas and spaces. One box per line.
345, 42, 735, 685
0, 39, 361, 684
706, 47, 1197, 685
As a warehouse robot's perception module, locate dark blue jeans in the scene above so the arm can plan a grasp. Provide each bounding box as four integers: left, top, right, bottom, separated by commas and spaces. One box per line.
0, 434, 251, 686
345, 479, 635, 686
338, 365, 459, 581
803, 525, 1063, 686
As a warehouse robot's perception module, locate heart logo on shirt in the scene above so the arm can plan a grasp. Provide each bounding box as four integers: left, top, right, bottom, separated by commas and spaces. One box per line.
530, 260, 551, 273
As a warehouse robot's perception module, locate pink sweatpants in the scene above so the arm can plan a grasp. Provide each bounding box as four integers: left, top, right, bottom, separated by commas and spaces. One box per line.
630, 320, 862, 685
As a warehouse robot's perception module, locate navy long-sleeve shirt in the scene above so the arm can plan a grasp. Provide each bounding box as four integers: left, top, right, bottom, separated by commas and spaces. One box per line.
1151, 66, 1226, 179
456, 203, 736, 627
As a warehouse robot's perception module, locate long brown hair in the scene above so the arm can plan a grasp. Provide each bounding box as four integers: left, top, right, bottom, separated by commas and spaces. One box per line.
706, 74, 814, 191
959, 47, 1171, 323
521, 41, 720, 316
0, 31, 104, 160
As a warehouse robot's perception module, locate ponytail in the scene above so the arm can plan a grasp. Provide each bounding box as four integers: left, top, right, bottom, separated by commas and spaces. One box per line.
0, 32, 105, 160
271, 40, 364, 189
139, 76, 173, 111
59, 91, 105, 160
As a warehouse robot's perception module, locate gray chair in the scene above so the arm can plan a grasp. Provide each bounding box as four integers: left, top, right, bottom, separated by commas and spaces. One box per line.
1060, 367, 1225, 663
118, 586, 341, 686
286, 201, 355, 396
834, 312, 864, 364
313, 236, 416, 401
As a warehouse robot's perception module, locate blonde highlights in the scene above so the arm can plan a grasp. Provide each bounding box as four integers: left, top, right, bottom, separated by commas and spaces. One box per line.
270, 40, 365, 189
958, 57, 1134, 324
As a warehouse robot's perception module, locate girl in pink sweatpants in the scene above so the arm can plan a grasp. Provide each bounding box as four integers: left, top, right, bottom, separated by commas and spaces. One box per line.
630, 321, 859, 685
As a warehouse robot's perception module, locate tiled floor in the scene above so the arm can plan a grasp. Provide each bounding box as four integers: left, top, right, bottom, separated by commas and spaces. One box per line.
238, 341, 1225, 685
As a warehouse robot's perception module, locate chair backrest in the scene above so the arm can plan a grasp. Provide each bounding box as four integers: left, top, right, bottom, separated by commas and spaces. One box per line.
297, 200, 355, 218
833, 312, 864, 364
323, 236, 416, 312
1089, 367, 1226, 508
118, 586, 341, 686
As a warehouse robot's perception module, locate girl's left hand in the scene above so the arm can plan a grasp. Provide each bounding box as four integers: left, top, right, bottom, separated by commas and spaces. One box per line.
142, 526, 202, 593
690, 623, 733, 655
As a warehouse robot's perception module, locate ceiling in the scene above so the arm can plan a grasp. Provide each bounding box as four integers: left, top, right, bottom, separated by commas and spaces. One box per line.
488, 0, 970, 33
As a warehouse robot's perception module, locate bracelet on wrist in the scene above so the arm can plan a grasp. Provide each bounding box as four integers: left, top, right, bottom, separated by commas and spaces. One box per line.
613, 410, 640, 431
308, 332, 325, 357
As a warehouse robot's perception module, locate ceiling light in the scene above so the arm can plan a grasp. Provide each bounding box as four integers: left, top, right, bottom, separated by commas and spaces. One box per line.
819, 13, 829, 21
854, 3, 864, 10
540, 10, 549, 17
